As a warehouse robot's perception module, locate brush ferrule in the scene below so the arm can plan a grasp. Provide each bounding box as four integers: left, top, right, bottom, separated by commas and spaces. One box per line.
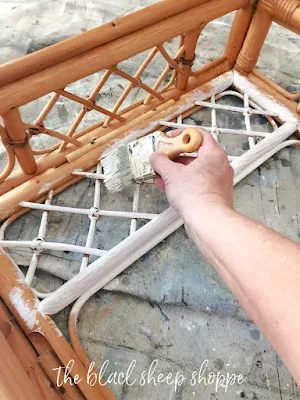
127, 131, 160, 181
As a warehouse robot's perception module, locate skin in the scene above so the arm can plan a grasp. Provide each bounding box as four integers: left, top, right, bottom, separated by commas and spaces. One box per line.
150, 128, 300, 384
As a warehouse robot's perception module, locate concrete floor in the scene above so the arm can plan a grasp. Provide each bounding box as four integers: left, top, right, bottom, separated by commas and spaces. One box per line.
1, 1, 300, 399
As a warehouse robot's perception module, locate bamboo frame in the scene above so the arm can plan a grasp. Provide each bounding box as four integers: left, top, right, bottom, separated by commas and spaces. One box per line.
0, 250, 115, 400
176, 25, 206, 91
1, 83, 296, 315
0, 0, 249, 115
0, 1, 300, 399
0, 0, 215, 87
0, 72, 233, 221
234, 0, 300, 115
1, 109, 37, 175
37, 118, 298, 315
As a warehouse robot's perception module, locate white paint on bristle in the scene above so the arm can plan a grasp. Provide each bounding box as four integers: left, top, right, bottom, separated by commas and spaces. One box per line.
101, 144, 133, 192
9, 286, 38, 329
233, 71, 299, 128
103, 71, 234, 155
102, 71, 234, 191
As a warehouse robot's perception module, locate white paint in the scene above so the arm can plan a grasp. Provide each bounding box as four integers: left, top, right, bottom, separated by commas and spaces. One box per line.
9, 286, 38, 329
38, 175, 65, 195
101, 71, 234, 156
233, 71, 299, 128
39, 123, 299, 315
101, 72, 233, 191
38, 183, 51, 195
49, 318, 63, 337
0, 240, 108, 257
39, 207, 184, 315
232, 122, 298, 184
19, 201, 158, 220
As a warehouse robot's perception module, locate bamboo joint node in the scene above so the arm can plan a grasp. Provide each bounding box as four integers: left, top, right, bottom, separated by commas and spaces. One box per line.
2, 134, 29, 149
258, 0, 299, 24
179, 53, 196, 66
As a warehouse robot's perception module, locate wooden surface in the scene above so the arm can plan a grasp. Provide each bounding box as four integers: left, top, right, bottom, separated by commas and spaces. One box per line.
235, 5, 272, 74
1, 108, 37, 175
0, 329, 41, 400
0, 250, 115, 400
0, 0, 212, 87
224, 3, 255, 66
0, 72, 233, 221
0, 0, 248, 114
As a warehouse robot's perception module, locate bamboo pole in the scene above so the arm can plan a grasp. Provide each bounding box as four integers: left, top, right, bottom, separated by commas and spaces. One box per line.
246, 72, 299, 117
0, 0, 213, 87
0, 125, 16, 183
109, 66, 165, 101
1, 109, 37, 175
253, 69, 300, 101
56, 89, 125, 122
0, 249, 115, 400
104, 48, 159, 127
0, 61, 231, 197
0, 0, 249, 114
38, 122, 298, 316
235, 5, 272, 74
30, 333, 86, 400
0, 304, 61, 400
0, 72, 233, 221
0, 99, 172, 195
273, 6, 300, 34
191, 56, 228, 76
176, 25, 206, 91
224, 3, 255, 66
0, 330, 40, 400
66, 100, 176, 163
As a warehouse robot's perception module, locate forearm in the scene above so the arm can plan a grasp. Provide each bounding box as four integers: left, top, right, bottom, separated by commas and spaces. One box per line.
185, 205, 300, 383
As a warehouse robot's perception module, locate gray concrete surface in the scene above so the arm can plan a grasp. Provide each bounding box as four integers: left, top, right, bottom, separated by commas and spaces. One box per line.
1, 1, 300, 399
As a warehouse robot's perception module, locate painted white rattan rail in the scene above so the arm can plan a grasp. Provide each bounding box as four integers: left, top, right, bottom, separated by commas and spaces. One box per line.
0, 89, 298, 307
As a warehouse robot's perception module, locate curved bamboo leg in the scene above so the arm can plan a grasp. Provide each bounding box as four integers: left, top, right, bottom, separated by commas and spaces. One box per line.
69, 294, 97, 369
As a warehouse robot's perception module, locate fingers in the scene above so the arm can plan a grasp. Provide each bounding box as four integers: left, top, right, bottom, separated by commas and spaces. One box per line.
166, 128, 218, 154
153, 176, 165, 190
164, 129, 182, 138
173, 155, 195, 166
150, 152, 181, 181
196, 128, 218, 153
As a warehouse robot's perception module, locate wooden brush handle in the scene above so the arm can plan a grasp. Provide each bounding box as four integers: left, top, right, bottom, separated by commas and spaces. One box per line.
158, 128, 203, 159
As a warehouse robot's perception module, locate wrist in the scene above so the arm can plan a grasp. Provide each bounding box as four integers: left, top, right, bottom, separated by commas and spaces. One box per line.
182, 197, 233, 224
183, 200, 235, 235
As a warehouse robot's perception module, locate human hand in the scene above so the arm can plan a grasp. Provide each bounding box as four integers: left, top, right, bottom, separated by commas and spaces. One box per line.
150, 128, 234, 222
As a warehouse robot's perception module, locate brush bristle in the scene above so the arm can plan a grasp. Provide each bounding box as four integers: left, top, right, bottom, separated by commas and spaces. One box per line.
101, 145, 134, 192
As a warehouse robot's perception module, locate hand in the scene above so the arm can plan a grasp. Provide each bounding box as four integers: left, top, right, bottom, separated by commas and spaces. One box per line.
150, 128, 234, 222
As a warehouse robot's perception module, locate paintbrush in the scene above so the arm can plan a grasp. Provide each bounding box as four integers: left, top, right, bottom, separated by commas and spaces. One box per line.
101, 128, 203, 192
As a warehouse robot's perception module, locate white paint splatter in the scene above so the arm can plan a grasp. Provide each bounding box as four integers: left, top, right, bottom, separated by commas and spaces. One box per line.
38, 183, 51, 195
233, 71, 299, 128
101, 71, 234, 157
9, 287, 38, 329
49, 318, 63, 337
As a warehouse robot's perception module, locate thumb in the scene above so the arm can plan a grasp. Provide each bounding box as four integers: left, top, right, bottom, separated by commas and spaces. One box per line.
150, 152, 180, 181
